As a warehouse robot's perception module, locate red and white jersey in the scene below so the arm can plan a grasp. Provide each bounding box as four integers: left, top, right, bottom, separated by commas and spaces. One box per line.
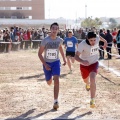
112, 31, 117, 40
77, 37, 100, 66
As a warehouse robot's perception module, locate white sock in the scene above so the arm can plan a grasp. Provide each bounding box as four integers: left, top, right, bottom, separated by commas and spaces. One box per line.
54, 99, 58, 103
91, 98, 95, 101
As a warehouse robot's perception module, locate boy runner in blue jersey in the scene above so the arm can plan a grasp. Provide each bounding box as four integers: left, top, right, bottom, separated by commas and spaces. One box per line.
38, 22, 66, 110
64, 30, 78, 74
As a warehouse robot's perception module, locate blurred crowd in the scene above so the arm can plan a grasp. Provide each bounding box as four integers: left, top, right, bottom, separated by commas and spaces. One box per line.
0, 26, 120, 58
0, 26, 86, 42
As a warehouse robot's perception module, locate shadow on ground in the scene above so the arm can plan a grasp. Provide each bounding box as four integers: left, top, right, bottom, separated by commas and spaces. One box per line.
5, 108, 57, 120
60, 73, 68, 78
53, 107, 92, 119
5, 109, 36, 120
5, 107, 92, 120
99, 73, 119, 86
19, 73, 44, 80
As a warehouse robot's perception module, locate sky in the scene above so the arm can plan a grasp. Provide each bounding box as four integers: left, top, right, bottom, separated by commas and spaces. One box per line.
45, 0, 119, 19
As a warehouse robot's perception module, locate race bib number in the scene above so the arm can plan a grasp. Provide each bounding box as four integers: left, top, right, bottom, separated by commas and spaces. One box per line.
67, 41, 73, 47
46, 49, 58, 59
90, 45, 99, 56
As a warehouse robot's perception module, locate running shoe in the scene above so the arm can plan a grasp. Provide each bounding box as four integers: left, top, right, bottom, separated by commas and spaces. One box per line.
68, 70, 72, 74
86, 84, 90, 91
90, 99, 95, 108
53, 102, 59, 110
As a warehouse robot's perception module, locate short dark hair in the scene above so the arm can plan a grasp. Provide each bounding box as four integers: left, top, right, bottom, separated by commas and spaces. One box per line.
87, 32, 96, 39
100, 29, 103, 33
50, 22, 59, 29
107, 29, 110, 33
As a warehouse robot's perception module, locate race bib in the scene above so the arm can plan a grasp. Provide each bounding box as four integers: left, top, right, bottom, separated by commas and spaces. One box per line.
90, 45, 99, 56
46, 49, 58, 59
67, 41, 73, 47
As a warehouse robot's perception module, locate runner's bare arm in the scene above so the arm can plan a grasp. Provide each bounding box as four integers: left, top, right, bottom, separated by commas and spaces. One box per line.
76, 43, 78, 49
75, 51, 83, 63
99, 35, 107, 49
75, 51, 89, 65
64, 44, 67, 49
38, 46, 47, 66
59, 45, 66, 65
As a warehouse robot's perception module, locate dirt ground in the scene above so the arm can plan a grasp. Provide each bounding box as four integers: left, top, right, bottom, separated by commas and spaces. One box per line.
0, 49, 120, 120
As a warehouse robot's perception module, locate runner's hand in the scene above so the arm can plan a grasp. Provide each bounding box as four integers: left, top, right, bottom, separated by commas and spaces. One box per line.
114, 44, 117, 48
103, 45, 107, 49
82, 60, 89, 66
63, 60, 66, 66
44, 64, 51, 70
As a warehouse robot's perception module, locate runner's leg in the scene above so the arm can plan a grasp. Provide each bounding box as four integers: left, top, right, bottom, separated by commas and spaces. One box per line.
53, 75, 59, 100
83, 76, 90, 91
89, 72, 97, 99
47, 78, 52, 85
52, 60, 60, 109
89, 72, 96, 108
53, 75, 59, 110
67, 56, 72, 71
43, 64, 52, 85
71, 57, 75, 63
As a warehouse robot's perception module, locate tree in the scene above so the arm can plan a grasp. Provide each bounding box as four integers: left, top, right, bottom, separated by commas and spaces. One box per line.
109, 18, 117, 29
81, 17, 102, 28
109, 18, 117, 24
109, 24, 117, 29
117, 24, 120, 29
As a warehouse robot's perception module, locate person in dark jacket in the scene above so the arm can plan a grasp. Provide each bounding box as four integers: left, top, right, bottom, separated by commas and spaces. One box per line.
116, 30, 120, 55
99, 29, 106, 59
105, 30, 113, 59
81, 29, 86, 39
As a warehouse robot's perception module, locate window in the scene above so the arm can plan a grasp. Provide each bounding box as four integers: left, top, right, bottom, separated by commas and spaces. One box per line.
22, 7, 32, 10
16, 7, 22, 10
0, 7, 32, 10
0, 0, 32, 1
0, 7, 5, 10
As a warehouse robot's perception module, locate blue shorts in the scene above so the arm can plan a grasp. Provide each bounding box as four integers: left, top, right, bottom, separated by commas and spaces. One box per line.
43, 60, 61, 81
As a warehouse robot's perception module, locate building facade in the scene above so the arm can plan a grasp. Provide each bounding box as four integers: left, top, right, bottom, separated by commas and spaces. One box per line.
0, 0, 45, 19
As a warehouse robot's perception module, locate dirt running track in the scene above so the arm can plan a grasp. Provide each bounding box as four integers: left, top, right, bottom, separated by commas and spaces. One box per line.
0, 49, 120, 120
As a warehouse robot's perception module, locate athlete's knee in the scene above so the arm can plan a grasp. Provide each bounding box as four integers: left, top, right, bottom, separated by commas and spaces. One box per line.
83, 79, 87, 83
83, 77, 89, 83
47, 79, 52, 85
54, 77, 59, 86
67, 56, 70, 60
54, 81, 59, 86
71, 57, 75, 63
90, 73, 96, 81
90, 79, 96, 86
71, 59, 75, 63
